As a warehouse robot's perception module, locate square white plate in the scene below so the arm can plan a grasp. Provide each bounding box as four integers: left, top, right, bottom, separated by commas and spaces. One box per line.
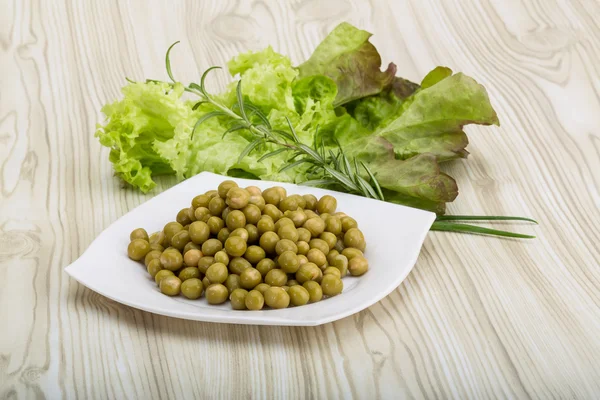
65, 172, 435, 326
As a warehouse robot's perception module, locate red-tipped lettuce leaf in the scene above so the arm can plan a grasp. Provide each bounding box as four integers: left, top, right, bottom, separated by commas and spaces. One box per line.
297, 22, 396, 107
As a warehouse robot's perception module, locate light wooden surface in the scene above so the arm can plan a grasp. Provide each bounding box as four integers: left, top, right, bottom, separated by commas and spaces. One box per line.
2, 0, 599, 398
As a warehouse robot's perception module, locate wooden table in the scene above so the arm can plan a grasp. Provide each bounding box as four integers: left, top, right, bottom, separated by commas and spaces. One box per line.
2, 0, 599, 398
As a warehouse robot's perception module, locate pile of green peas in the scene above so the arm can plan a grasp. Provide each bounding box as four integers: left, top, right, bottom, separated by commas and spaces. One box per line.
127, 180, 369, 310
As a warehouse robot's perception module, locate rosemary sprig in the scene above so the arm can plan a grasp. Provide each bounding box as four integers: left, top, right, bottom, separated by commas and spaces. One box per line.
136, 41, 537, 239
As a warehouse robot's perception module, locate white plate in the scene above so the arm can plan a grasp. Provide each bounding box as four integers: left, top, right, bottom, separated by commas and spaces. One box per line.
65, 172, 435, 326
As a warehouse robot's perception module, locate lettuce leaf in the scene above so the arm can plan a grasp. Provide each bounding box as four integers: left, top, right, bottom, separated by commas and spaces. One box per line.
377, 70, 500, 161
95, 81, 191, 192
345, 77, 419, 130
297, 22, 396, 107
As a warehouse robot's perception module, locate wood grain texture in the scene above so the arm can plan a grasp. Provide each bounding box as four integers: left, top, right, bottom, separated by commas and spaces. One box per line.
1, 0, 599, 398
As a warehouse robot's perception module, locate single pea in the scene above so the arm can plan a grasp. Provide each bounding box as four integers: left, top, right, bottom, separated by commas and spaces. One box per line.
155, 269, 174, 285
341, 216, 358, 232
263, 204, 282, 221
226, 210, 246, 231
218, 180, 238, 199
206, 283, 229, 304
160, 276, 182, 296
208, 196, 226, 216
281, 285, 290, 293
245, 290, 265, 310
205, 189, 219, 198
309, 238, 330, 255
319, 232, 338, 251
176, 208, 193, 226
321, 274, 343, 296
128, 239, 150, 261
170, 230, 190, 251
240, 267, 262, 289
287, 279, 300, 287
179, 266, 201, 281
273, 186, 287, 201
214, 250, 229, 265
246, 186, 262, 196
277, 224, 299, 242
332, 254, 349, 277
317, 195, 337, 214
244, 245, 266, 264
144, 250, 162, 267
149, 231, 166, 247
241, 204, 262, 225
256, 258, 276, 277
225, 236, 247, 257
320, 213, 331, 222
262, 187, 281, 206
147, 258, 163, 278
325, 216, 342, 236
254, 283, 271, 295
257, 216, 275, 235
264, 287, 290, 309
229, 257, 252, 275
245, 224, 259, 244
296, 228, 312, 243
207, 216, 225, 235
289, 210, 308, 228
303, 217, 325, 237
225, 274, 242, 294
302, 281, 323, 303
163, 222, 183, 244
130, 228, 149, 242
181, 278, 204, 299
344, 228, 366, 251
201, 238, 223, 256
279, 196, 298, 212
259, 232, 280, 254
288, 285, 310, 306
274, 217, 294, 232
189, 221, 210, 244
265, 269, 288, 286
226, 187, 250, 209
335, 239, 345, 252
183, 242, 201, 255
197, 256, 215, 274
296, 241, 310, 255
307, 248, 326, 268
230, 288, 249, 310
248, 194, 266, 211
192, 194, 211, 209
217, 227, 231, 243
297, 254, 309, 266
349, 256, 369, 276
295, 262, 321, 284
194, 207, 211, 222
206, 262, 228, 284
160, 249, 183, 271
278, 251, 300, 273
230, 227, 249, 241
304, 210, 319, 220
323, 266, 341, 278
302, 194, 317, 210
341, 247, 364, 260
275, 239, 298, 255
